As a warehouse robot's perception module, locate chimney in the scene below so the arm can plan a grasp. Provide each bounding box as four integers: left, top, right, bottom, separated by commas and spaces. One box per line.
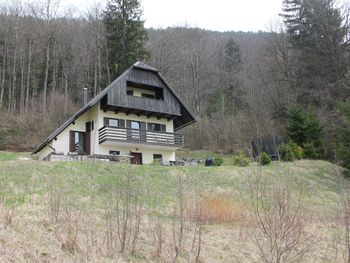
83, 86, 88, 106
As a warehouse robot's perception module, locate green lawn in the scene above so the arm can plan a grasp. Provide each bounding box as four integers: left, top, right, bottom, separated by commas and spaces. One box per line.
0, 151, 344, 214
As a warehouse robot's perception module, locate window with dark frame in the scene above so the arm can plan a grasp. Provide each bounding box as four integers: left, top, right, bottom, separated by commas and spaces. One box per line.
126, 81, 164, 100
147, 123, 166, 132
131, 121, 140, 130
109, 150, 120, 156
141, 93, 155, 99
104, 118, 119, 127
153, 154, 163, 160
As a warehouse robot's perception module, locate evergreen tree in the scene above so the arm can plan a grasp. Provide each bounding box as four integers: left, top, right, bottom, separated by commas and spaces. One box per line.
286, 106, 325, 159
286, 106, 307, 146
103, 0, 148, 79
223, 38, 246, 114
336, 100, 350, 172
281, 0, 349, 107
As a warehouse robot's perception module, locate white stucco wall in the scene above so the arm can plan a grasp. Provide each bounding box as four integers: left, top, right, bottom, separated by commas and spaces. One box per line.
35, 102, 177, 164
36, 143, 54, 160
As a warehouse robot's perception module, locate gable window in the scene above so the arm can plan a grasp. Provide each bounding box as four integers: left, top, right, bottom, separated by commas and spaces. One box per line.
126, 82, 164, 100
104, 118, 125, 128
141, 93, 155, 99
69, 131, 85, 155
147, 123, 166, 132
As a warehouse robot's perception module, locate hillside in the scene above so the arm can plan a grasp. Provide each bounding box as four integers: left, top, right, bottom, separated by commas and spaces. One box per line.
0, 151, 346, 262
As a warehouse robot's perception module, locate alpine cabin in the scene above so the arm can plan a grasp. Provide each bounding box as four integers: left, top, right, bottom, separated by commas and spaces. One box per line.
32, 62, 196, 165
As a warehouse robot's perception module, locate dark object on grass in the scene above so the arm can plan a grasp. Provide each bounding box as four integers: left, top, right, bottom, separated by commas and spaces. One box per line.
205, 157, 224, 166
205, 157, 214, 166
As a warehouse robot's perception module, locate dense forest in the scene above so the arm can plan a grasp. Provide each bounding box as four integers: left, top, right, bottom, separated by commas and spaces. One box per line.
0, 0, 349, 163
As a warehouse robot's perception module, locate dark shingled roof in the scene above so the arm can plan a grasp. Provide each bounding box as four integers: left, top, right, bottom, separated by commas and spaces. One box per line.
32, 62, 196, 155
133, 61, 158, 72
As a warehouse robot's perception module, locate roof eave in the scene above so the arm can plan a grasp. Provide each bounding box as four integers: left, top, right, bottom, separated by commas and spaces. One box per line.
174, 119, 197, 132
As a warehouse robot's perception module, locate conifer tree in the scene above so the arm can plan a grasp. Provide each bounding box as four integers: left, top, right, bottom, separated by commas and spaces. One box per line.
223, 38, 245, 114
336, 100, 350, 173
103, 0, 148, 79
281, 0, 349, 107
286, 106, 325, 159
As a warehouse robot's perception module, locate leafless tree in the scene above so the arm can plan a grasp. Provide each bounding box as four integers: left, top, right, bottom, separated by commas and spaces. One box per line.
249, 171, 315, 263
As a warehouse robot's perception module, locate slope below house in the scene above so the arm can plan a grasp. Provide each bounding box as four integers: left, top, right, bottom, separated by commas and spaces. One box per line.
32, 62, 196, 164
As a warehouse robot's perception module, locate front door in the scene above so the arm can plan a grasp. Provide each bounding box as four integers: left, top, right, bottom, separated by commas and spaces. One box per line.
84, 122, 92, 155
130, 152, 142, 165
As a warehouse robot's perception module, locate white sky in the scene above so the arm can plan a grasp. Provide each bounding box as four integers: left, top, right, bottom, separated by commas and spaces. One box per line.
60, 0, 283, 32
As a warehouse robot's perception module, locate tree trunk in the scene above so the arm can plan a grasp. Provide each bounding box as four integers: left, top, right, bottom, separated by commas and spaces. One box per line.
43, 42, 50, 115
105, 38, 111, 84
9, 41, 18, 114
19, 49, 25, 114
51, 42, 57, 94
25, 39, 32, 112
0, 41, 6, 109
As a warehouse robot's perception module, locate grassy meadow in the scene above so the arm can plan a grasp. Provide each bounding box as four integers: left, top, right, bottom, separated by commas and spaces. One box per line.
0, 150, 347, 262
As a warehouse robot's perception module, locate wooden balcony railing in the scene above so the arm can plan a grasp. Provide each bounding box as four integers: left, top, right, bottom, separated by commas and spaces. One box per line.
98, 126, 184, 147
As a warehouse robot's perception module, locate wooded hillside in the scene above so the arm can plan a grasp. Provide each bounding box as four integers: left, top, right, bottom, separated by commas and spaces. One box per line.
0, 0, 348, 159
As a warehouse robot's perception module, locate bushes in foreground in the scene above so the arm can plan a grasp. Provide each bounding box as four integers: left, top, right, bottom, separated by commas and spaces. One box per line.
213, 157, 224, 166
258, 152, 271, 165
278, 141, 304, 161
232, 152, 250, 166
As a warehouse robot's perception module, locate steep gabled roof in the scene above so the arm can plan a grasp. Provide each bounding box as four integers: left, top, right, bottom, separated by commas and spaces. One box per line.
133, 61, 158, 72
32, 62, 196, 155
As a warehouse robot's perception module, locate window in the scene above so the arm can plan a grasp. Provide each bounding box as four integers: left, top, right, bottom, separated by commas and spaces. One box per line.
70, 131, 85, 154
109, 150, 120, 156
126, 82, 164, 100
147, 123, 166, 132
153, 154, 163, 161
141, 93, 155, 99
131, 121, 140, 129
104, 118, 120, 127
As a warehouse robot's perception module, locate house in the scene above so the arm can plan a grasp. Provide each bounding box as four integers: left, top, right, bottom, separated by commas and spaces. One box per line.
32, 62, 196, 165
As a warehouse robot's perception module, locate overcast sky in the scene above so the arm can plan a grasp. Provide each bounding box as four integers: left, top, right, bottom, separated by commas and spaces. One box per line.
60, 0, 283, 32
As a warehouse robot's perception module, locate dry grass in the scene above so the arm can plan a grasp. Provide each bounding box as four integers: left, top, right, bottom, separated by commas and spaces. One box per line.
186, 194, 244, 224
0, 156, 346, 262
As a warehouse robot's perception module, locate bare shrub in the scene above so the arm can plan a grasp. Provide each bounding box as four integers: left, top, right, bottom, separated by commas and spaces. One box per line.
186, 193, 244, 224
151, 211, 164, 260
3, 203, 15, 225
48, 175, 67, 223
167, 171, 203, 263
338, 168, 350, 263
55, 223, 81, 254
102, 167, 145, 257
249, 172, 315, 263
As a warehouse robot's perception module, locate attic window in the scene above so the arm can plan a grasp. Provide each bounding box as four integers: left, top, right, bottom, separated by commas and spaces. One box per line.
126, 82, 164, 100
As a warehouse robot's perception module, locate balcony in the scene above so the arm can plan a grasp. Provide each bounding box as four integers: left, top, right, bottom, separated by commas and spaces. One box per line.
98, 126, 184, 148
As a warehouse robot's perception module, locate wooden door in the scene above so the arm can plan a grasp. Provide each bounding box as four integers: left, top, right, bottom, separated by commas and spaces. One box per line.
84, 122, 93, 155
130, 152, 142, 165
